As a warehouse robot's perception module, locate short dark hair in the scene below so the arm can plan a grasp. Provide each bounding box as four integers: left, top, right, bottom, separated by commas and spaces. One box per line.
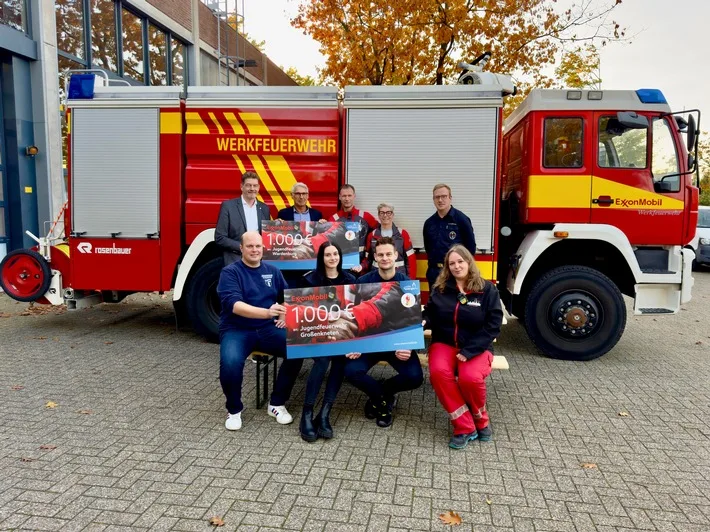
241, 171, 259, 184
339, 184, 355, 194
374, 236, 396, 252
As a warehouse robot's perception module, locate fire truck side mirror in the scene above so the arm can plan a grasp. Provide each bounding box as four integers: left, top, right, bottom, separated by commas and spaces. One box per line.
616, 111, 649, 130
687, 114, 697, 153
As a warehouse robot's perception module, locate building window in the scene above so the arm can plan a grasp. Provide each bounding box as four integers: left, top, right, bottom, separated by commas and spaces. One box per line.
171, 38, 185, 87
56, 0, 86, 60
543, 117, 583, 168
148, 24, 167, 85
121, 7, 144, 82
91, 0, 118, 73
0, 0, 26, 32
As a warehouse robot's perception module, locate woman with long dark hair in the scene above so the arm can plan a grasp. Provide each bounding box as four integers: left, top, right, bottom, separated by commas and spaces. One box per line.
424, 244, 503, 449
298, 242, 356, 442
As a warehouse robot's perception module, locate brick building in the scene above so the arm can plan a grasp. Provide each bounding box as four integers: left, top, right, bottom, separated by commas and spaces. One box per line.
0, 0, 295, 261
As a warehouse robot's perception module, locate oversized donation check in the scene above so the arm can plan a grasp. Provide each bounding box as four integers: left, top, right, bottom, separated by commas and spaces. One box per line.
283, 280, 425, 359
261, 220, 361, 270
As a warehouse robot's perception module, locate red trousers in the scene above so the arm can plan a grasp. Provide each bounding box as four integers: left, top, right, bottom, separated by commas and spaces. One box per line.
428, 343, 493, 435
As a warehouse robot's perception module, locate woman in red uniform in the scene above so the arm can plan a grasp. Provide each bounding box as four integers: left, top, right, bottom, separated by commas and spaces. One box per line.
424, 244, 503, 449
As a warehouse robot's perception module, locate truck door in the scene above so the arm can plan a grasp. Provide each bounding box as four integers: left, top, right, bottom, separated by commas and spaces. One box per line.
591, 112, 684, 245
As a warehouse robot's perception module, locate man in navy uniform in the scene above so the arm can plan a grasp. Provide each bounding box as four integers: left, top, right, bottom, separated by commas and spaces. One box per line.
423, 184, 476, 287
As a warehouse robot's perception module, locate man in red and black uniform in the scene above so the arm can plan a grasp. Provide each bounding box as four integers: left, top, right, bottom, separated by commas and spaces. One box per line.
342, 237, 423, 427
362, 202, 416, 279
329, 184, 377, 273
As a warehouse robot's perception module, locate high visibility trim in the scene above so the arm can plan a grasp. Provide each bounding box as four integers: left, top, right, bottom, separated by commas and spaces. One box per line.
248, 155, 287, 211
449, 404, 469, 421
240, 112, 271, 135
472, 405, 486, 419
208, 112, 224, 135
224, 112, 245, 135
185, 112, 209, 134
160, 112, 182, 134
406, 249, 415, 256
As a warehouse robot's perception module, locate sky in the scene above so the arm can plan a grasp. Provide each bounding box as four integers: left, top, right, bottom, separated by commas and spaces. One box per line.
242, 0, 709, 120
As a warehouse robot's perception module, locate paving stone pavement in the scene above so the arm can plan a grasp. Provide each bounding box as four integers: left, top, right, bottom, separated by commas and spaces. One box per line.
1, 272, 709, 531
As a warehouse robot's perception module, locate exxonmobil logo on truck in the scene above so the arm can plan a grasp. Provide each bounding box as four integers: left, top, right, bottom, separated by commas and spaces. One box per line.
77, 243, 132, 255
615, 198, 663, 208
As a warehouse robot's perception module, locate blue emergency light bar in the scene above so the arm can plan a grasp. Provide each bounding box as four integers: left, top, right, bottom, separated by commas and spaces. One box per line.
636, 88, 667, 104
68, 74, 96, 99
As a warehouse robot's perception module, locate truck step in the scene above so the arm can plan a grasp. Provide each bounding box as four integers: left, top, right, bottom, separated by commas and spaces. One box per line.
640, 269, 676, 274
638, 307, 675, 314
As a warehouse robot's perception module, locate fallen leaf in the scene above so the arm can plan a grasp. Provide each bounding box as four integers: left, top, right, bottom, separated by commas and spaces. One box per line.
45, 401, 59, 409
696, 341, 703, 345
77, 409, 92, 415
618, 411, 629, 417
208, 516, 225, 527
580, 462, 597, 469
104, 341, 114, 345
39, 444, 57, 450
20, 457, 35, 462
0, 312, 12, 318
485, 497, 492, 505
11, 385, 24, 391
438, 511, 462, 526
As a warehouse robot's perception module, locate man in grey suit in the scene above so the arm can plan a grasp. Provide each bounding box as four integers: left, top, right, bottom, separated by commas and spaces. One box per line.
215, 171, 271, 265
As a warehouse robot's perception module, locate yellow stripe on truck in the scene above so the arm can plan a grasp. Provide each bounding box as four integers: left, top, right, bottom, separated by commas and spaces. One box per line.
185, 112, 209, 134
528, 175, 591, 209
239, 113, 270, 135
416, 260, 497, 281
208, 112, 224, 135
263, 155, 298, 203
160, 112, 182, 134
224, 112, 245, 135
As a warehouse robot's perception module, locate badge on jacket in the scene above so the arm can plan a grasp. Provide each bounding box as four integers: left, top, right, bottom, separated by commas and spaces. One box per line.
467, 299, 481, 307
449, 231, 457, 240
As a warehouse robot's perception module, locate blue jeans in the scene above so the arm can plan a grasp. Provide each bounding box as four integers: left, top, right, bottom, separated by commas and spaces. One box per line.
304, 356, 346, 407
220, 325, 304, 414
344, 351, 423, 401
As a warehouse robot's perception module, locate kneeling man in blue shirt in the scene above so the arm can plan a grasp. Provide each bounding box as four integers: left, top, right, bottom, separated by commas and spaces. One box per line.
217, 231, 304, 430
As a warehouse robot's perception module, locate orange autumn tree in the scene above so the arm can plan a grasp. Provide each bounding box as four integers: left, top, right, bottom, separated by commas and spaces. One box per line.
292, 0, 624, 93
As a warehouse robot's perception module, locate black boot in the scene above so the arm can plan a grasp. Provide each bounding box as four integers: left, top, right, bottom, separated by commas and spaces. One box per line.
315, 403, 334, 439
299, 406, 317, 443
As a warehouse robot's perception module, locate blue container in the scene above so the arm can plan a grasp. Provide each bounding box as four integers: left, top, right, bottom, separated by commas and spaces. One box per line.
68, 74, 96, 99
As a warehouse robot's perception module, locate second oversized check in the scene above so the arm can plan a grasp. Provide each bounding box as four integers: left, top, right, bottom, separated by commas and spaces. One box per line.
284, 280, 425, 359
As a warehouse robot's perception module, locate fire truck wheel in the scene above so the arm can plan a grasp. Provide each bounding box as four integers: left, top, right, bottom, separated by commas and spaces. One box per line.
185, 257, 222, 343
524, 265, 626, 361
0, 249, 52, 303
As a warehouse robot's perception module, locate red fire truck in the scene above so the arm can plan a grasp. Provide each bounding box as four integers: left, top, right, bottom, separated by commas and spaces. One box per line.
0, 68, 700, 361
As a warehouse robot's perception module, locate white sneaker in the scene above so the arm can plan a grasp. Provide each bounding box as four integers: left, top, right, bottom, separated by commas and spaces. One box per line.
267, 404, 293, 425
225, 412, 242, 431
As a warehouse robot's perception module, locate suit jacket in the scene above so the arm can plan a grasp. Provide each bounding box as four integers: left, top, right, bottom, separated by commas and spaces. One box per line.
277, 206, 323, 222
215, 197, 271, 265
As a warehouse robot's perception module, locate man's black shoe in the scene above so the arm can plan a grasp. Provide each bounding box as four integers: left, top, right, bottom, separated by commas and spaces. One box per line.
376, 399, 393, 428
449, 431, 478, 449
364, 399, 377, 420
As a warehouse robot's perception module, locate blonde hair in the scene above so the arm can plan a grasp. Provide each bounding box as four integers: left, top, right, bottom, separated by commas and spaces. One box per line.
432, 183, 452, 196
432, 245, 485, 293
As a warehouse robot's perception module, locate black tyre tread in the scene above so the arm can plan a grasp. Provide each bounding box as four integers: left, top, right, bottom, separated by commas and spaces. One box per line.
185, 258, 222, 343
524, 265, 626, 361
0, 249, 52, 302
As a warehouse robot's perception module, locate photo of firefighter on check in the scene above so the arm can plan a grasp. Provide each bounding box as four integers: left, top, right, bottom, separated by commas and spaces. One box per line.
283, 281, 425, 359
261, 220, 361, 270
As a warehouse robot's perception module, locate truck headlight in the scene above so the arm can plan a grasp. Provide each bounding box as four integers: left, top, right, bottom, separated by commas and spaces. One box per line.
701, 238, 710, 245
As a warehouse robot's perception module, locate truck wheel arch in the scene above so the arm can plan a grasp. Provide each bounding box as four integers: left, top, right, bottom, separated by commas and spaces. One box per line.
173, 229, 218, 302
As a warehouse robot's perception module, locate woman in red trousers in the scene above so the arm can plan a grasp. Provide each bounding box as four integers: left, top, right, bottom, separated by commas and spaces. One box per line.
424, 244, 504, 449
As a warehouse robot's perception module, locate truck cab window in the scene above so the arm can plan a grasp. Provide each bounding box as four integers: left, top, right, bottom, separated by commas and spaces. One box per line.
651, 117, 680, 192
543, 118, 583, 168
598, 116, 647, 169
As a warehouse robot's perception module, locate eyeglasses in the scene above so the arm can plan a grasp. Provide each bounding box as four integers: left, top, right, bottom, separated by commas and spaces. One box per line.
378, 211, 394, 216
293, 192, 309, 196
457, 292, 468, 305
434, 195, 450, 201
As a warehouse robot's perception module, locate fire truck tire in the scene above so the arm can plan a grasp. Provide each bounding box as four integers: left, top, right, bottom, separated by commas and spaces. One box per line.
185, 258, 222, 343
524, 265, 626, 361
0, 249, 52, 303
